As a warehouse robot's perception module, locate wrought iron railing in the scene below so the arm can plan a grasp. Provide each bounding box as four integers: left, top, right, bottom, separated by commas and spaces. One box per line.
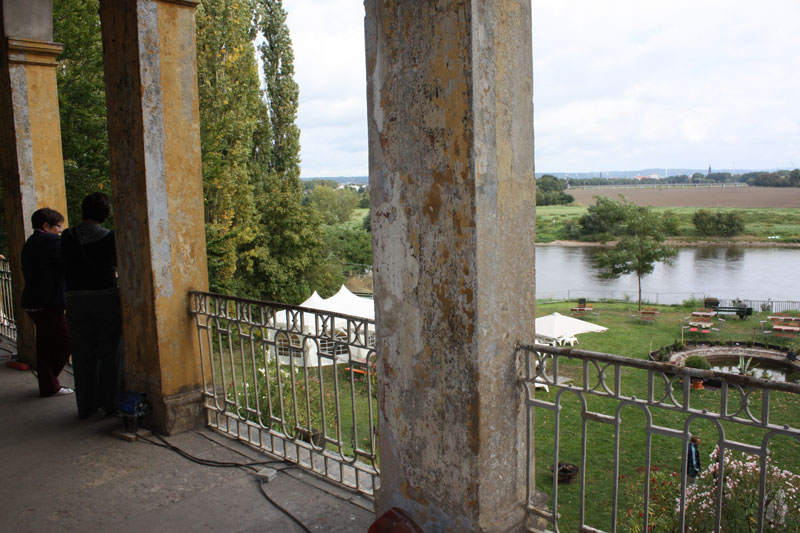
0, 258, 16, 342
189, 291, 379, 495
518, 343, 800, 533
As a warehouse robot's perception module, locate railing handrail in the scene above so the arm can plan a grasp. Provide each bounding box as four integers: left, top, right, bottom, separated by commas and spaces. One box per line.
519, 343, 800, 394
520, 343, 800, 532
189, 290, 379, 496
188, 289, 375, 325
0, 257, 17, 343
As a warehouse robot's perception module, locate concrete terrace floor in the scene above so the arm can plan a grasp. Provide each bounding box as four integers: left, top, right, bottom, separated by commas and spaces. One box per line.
0, 344, 375, 532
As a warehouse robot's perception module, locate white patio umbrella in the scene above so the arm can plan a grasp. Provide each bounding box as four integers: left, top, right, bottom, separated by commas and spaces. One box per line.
534, 312, 607, 345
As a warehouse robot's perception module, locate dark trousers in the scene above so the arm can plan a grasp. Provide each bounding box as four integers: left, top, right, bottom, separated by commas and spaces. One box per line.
27, 308, 71, 396
65, 292, 123, 418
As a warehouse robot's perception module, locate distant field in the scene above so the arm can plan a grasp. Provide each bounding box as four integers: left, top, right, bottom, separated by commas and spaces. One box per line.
569, 186, 800, 208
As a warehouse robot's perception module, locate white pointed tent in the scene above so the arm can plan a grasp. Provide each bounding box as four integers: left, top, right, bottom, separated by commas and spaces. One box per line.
272, 286, 375, 367
534, 312, 607, 346
302, 285, 375, 320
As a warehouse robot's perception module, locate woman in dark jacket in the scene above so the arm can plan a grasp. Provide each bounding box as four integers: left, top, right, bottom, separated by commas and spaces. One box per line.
61, 192, 123, 418
20, 207, 72, 397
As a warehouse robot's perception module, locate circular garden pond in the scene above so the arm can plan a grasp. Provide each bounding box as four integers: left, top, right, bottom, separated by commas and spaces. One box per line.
669, 345, 800, 383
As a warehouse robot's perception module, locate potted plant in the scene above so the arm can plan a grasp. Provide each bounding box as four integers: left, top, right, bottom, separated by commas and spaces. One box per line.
684, 355, 711, 390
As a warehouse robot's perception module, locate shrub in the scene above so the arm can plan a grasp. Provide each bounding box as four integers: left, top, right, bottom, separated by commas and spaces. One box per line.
682, 297, 704, 309
692, 209, 745, 236
661, 209, 681, 235
684, 355, 711, 370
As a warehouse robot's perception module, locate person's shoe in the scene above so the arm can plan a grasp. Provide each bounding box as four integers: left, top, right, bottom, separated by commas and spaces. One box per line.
54, 387, 74, 396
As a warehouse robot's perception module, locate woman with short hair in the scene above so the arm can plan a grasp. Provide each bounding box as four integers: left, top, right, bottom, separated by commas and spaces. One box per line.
20, 207, 72, 397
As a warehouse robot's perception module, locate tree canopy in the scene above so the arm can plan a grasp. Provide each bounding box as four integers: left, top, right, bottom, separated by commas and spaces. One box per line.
592, 203, 676, 311
691, 210, 745, 237
49, 0, 330, 304
310, 186, 360, 225
53, 0, 110, 223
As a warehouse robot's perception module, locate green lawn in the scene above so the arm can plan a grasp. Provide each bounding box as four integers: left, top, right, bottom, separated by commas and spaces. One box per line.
204, 300, 800, 530
532, 301, 800, 531
346, 208, 369, 229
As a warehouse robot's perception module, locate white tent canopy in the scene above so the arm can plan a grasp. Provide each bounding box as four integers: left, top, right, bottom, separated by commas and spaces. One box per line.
535, 312, 607, 345
273, 286, 375, 368
300, 290, 326, 310
300, 285, 374, 320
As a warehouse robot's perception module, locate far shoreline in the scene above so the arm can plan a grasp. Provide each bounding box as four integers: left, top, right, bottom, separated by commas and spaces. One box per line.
536, 239, 800, 249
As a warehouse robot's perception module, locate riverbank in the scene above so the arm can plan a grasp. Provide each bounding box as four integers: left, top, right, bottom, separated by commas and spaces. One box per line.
537, 238, 800, 248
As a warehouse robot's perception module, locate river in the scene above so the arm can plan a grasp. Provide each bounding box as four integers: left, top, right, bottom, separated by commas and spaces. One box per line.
535, 245, 800, 305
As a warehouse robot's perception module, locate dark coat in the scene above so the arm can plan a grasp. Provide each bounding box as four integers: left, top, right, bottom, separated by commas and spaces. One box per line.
61, 225, 117, 292
21, 230, 65, 309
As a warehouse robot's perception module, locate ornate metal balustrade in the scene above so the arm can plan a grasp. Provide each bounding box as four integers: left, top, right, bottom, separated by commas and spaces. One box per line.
190, 291, 378, 495
0, 258, 16, 342
518, 343, 800, 533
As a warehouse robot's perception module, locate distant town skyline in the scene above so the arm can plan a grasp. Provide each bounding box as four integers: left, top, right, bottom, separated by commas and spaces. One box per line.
285, 1, 800, 178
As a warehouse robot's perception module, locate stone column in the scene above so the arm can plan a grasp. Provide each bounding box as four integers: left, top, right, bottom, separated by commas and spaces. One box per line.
0, 0, 68, 365
366, 2, 536, 531
99, 0, 208, 434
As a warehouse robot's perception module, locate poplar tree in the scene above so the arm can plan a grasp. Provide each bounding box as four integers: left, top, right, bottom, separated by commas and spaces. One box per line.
237, 0, 327, 303
50, 0, 328, 302
196, 0, 261, 292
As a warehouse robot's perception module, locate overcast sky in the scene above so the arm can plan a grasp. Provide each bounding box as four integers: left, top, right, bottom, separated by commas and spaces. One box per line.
284, 1, 800, 177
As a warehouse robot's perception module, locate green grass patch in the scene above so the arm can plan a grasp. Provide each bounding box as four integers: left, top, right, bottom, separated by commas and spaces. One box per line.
345, 208, 369, 229
532, 301, 800, 531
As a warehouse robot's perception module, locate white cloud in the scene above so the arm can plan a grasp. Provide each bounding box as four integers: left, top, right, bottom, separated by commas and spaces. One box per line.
284, 1, 367, 177
285, 1, 800, 176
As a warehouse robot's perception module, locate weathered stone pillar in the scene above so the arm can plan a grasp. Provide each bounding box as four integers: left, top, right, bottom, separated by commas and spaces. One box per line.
0, 0, 68, 365
366, 2, 535, 531
99, 0, 208, 434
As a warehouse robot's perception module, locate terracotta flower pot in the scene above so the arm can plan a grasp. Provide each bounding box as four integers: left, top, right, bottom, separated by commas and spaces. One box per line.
690, 379, 704, 390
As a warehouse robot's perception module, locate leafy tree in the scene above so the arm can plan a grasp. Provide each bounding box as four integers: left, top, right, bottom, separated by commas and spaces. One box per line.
48, 0, 334, 303
254, 0, 300, 179
660, 209, 680, 236
196, 0, 261, 293
707, 172, 733, 183
324, 225, 372, 267
236, 0, 328, 303
536, 174, 574, 205
302, 179, 339, 191
537, 174, 567, 193
536, 190, 574, 206
358, 189, 370, 209
691, 209, 745, 237
593, 205, 676, 311
577, 196, 630, 241
310, 186, 359, 225
745, 169, 800, 187
53, 0, 109, 223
